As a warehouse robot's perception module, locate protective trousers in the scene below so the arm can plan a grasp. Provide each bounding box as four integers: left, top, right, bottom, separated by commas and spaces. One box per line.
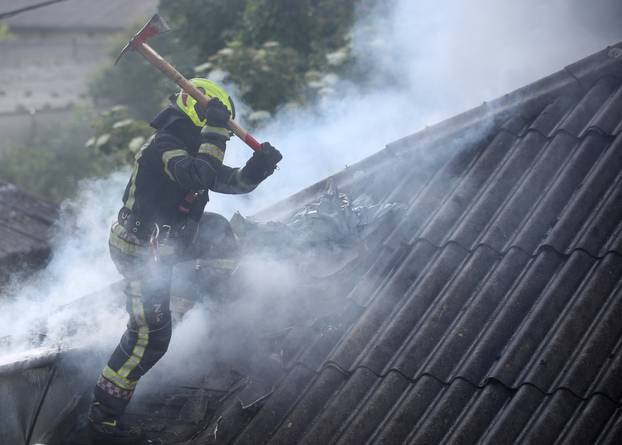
93, 224, 174, 416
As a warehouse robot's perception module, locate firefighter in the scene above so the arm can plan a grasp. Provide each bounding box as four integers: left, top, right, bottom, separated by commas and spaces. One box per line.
88, 78, 282, 443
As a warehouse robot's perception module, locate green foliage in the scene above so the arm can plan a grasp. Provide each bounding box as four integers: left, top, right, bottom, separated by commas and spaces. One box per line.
239, 0, 316, 53
81, 0, 370, 172
159, 0, 246, 60
0, 110, 114, 203
1, 0, 376, 203
86, 106, 153, 167
117, 0, 362, 116
240, 0, 357, 55
209, 40, 305, 112
89, 30, 197, 119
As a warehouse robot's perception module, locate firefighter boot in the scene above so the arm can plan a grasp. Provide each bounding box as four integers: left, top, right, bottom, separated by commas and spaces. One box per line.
88, 401, 144, 444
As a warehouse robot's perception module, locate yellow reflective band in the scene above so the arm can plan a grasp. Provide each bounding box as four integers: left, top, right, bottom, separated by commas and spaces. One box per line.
110, 233, 180, 258
109, 221, 178, 258
204, 258, 238, 270
127, 280, 141, 298
123, 142, 148, 210
109, 230, 148, 257
118, 296, 149, 379
199, 143, 225, 163
158, 244, 177, 256
124, 166, 139, 210
102, 366, 138, 390
203, 125, 231, 139
162, 149, 188, 182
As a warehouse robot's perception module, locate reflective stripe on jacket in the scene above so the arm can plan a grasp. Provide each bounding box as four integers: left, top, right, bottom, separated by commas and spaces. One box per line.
119, 107, 258, 241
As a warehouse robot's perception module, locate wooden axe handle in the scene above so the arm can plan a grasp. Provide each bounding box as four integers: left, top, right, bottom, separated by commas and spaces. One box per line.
137, 43, 262, 152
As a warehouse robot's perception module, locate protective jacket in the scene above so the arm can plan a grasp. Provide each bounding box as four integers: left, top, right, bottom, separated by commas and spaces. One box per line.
92, 98, 280, 423
118, 106, 258, 242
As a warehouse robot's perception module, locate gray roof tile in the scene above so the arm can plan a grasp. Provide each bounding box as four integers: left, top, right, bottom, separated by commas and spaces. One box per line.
52, 41, 622, 445
0, 182, 57, 262
220, 42, 622, 445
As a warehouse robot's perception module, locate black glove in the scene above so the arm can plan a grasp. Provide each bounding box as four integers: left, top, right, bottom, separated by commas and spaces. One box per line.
199, 98, 230, 127
242, 142, 283, 184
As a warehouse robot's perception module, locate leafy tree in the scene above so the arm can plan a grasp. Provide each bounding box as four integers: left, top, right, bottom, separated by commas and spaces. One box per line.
89, 30, 197, 120
239, 0, 316, 53
86, 106, 153, 167
159, 0, 247, 60
208, 40, 305, 112
240, 0, 358, 56
311, 0, 359, 53
0, 110, 114, 203
1, 0, 379, 204
88, 0, 370, 121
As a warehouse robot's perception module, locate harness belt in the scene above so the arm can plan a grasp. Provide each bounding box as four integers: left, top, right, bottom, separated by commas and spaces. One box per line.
116, 207, 195, 259
118, 207, 152, 241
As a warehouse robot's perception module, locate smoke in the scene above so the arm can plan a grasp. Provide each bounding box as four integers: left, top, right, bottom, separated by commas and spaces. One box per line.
0, 172, 129, 354
209, 0, 622, 217
1, 0, 621, 420
137, 254, 309, 388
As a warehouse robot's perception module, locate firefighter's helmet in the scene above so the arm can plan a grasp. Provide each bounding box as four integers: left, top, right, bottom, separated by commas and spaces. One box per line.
175, 78, 235, 127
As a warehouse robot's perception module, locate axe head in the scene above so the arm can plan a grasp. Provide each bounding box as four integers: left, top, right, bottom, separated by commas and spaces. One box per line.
115, 14, 171, 65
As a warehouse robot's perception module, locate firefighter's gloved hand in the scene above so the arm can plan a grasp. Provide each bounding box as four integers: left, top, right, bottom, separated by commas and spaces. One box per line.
243, 142, 283, 184
259, 142, 282, 164
201, 98, 230, 128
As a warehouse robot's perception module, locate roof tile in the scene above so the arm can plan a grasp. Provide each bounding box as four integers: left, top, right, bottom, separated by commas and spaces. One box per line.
527, 95, 577, 137
223, 61, 622, 437
56, 42, 622, 444
555, 77, 620, 137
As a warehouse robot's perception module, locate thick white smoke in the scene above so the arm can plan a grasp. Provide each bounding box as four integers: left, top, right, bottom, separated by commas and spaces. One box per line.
139, 0, 622, 388
212, 0, 622, 216
0, 172, 129, 354
1, 0, 620, 390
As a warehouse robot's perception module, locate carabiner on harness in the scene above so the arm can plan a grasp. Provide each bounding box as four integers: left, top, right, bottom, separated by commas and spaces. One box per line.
150, 223, 161, 263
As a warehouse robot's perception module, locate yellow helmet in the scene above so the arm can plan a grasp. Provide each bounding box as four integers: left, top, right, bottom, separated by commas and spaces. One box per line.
175, 78, 235, 127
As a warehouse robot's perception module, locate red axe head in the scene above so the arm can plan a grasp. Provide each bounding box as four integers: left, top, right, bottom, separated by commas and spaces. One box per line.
115, 14, 171, 65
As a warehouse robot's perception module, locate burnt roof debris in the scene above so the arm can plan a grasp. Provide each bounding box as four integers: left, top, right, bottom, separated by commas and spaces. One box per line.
178, 42, 622, 444
46, 41, 622, 443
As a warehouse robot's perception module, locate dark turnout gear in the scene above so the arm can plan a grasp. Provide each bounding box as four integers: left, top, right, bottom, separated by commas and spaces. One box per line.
94, 231, 173, 415
93, 87, 280, 423
117, 106, 265, 242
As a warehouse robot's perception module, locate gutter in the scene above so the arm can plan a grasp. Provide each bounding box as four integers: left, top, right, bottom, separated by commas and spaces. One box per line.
0, 345, 63, 375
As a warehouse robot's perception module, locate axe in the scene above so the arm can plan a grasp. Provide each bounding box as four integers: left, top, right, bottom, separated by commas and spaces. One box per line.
115, 14, 262, 152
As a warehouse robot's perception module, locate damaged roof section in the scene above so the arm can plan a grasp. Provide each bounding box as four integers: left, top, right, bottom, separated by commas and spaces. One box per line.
183, 43, 622, 444
50, 42, 622, 444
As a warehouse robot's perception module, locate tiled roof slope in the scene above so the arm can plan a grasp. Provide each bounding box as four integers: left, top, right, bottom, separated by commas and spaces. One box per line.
195, 43, 622, 445
0, 183, 58, 279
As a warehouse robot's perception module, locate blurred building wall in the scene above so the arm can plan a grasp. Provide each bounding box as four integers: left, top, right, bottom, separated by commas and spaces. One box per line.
0, 0, 157, 148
